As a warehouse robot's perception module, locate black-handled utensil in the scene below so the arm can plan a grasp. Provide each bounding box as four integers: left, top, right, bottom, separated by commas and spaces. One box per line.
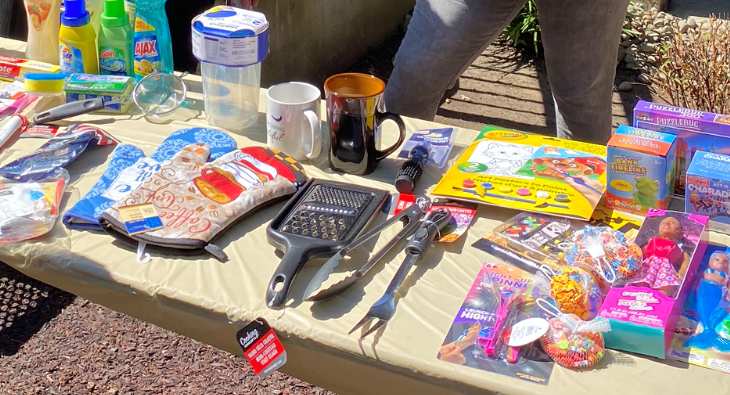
349, 209, 452, 338
304, 196, 431, 301
266, 179, 389, 308
394, 145, 429, 194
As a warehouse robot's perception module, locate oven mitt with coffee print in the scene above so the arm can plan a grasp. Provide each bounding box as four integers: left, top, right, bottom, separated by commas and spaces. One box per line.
99, 145, 306, 262
63, 127, 237, 230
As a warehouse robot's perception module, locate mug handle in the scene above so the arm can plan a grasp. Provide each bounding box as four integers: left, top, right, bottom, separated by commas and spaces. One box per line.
303, 110, 321, 159
375, 112, 406, 161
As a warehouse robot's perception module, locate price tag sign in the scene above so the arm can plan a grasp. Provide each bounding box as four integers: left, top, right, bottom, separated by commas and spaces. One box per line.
118, 203, 163, 235
507, 317, 550, 347
236, 318, 287, 377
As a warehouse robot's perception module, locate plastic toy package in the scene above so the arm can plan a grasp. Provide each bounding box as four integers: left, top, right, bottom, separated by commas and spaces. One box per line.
564, 226, 643, 286
670, 244, 730, 373
533, 265, 604, 321
437, 263, 555, 384
600, 209, 708, 359
0, 169, 68, 246
0, 123, 117, 182
539, 310, 610, 369
472, 209, 644, 272
433, 125, 607, 221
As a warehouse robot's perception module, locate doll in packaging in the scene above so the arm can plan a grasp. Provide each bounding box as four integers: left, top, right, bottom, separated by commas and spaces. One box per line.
684, 250, 730, 351
632, 216, 693, 294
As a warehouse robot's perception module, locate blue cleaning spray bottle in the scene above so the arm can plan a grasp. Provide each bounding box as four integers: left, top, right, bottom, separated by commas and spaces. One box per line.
133, 0, 173, 78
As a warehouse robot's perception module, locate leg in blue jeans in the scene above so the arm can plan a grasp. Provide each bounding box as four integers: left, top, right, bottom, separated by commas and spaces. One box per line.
384, 0, 526, 120
384, 0, 629, 143
536, 0, 629, 142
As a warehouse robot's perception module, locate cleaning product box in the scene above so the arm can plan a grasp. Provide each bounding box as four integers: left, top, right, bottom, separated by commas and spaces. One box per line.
686, 151, 730, 234
0, 56, 60, 81
64, 73, 133, 113
599, 209, 708, 359
606, 125, 677, 214
633, 100, 730, 194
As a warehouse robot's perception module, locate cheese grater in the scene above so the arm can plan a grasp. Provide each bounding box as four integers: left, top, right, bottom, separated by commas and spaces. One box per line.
266, 179, 388, 308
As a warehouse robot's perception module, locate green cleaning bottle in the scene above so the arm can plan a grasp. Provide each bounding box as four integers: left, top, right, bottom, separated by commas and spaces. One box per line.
98, 0, 133, 75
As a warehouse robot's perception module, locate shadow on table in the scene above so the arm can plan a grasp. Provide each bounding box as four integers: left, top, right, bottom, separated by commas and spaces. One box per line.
310, 244, 445, 331
0, 262, 75, 356
106, 191, 289, 264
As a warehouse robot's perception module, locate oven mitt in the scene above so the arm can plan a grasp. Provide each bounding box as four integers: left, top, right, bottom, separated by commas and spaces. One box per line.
99, 145, 306, 262
62, 127, 237, 230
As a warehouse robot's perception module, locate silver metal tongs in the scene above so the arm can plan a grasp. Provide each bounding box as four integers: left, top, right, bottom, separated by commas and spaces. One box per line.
349, 208, 453, 338
303, 196, 432, 301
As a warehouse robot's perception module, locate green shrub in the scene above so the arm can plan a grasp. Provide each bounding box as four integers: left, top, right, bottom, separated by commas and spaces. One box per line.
502, 0, 542, 58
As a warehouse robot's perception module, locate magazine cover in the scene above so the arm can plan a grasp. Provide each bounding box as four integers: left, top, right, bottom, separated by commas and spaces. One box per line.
432, 125, 607, 220
437, 263, 554, 384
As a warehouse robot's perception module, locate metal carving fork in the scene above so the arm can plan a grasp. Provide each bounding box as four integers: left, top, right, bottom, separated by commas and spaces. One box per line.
349, 209, 452, 338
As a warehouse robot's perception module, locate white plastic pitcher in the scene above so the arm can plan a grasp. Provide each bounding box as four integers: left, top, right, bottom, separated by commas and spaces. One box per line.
192, 6, 269, 133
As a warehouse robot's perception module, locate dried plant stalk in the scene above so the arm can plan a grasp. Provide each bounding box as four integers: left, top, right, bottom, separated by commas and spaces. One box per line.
653, 16, 730, 114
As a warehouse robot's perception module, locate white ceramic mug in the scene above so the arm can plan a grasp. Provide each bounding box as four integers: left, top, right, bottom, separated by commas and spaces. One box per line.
266, 82, 322, 161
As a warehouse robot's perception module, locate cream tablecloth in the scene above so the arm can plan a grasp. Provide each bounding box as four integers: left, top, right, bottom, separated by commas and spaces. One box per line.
1, 37, 729, 395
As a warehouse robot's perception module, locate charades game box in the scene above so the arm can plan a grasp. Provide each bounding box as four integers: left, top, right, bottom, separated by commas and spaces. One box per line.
633, 100, 730, 193
686, 151, 730, 234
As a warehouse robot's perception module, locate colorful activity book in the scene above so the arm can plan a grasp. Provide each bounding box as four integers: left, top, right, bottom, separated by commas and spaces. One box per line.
432, 126, 607, 220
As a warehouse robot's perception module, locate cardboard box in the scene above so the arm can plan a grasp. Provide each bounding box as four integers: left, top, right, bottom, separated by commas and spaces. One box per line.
0, 56, 60, 81
600, 209, 708, 359
633, 100, 730, 194
686, 151, 730, 234
606, 125, 677, 214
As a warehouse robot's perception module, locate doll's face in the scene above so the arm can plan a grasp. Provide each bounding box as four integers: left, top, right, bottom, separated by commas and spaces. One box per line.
658, 217, 682, 241
709, 253, 730, 273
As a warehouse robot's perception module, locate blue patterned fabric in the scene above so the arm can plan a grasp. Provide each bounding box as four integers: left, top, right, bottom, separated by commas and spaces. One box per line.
63, 127, 236, 230
62, 144, 145, 229
151, 127, 237, 162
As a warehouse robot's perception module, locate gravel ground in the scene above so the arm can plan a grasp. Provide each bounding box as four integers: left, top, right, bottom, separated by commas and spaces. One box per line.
0, 263, 333, 395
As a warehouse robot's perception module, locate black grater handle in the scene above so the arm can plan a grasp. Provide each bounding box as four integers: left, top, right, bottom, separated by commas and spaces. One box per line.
267, 247, 308, 308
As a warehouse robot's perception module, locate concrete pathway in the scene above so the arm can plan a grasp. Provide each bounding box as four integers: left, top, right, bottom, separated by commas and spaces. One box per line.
435, 44, 647, 135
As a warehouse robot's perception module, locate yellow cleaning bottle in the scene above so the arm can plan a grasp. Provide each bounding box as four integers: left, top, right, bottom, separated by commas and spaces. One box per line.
58, 0, 98, 74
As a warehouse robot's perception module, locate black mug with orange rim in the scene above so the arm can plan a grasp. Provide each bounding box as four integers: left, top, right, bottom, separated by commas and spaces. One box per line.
324, 73, 406, 175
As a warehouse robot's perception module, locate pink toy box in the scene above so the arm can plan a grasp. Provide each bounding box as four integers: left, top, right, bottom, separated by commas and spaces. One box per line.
599, 209, 708, 359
